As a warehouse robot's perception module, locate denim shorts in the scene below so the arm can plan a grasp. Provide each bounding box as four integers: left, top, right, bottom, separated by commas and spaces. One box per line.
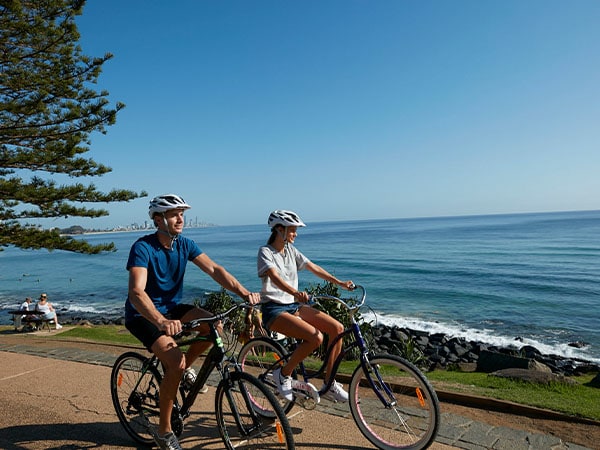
260, 302, 302, 330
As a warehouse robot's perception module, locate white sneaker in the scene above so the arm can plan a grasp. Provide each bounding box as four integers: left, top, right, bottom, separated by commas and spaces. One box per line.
272, 367, 293, 401
182, 367, 196, 390
182, 367, 209, 393
55, 324, 63, 330
321, 380, 348, 402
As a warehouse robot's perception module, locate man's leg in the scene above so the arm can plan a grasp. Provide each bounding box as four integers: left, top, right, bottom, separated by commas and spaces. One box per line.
152, 335, 185, 435
179, 307, 220, 367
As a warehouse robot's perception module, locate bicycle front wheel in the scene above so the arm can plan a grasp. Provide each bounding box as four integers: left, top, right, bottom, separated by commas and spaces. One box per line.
238, 336, 295, 416
349, 354, 440, 450
215, 371, 295, 449
110, 352, 161, 446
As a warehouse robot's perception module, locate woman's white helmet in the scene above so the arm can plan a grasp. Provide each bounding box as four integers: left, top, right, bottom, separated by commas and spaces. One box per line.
148, 194, 191, 219
268, 210, 306, 228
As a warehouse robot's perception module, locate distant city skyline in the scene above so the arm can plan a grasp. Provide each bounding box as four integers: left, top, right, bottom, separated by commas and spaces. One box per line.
57, 216, 218, 233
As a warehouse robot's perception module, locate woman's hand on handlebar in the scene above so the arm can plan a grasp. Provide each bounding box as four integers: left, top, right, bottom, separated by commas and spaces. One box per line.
339, 280, 355, 291
293, 291, 310, 303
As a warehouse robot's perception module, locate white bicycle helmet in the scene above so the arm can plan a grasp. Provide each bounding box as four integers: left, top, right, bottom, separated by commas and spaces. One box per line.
148, 194, 191, 219
267, 210, 306, 228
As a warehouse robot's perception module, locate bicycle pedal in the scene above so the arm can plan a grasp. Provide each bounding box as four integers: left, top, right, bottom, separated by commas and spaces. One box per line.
296, 395, 319, 410
291, 380, 320, 407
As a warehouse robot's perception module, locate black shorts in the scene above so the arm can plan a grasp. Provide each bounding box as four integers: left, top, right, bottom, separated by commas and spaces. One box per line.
125, 303, 195, 351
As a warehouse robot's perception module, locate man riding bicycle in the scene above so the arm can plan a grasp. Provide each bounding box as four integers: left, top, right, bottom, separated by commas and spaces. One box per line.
124, 194, 259, 450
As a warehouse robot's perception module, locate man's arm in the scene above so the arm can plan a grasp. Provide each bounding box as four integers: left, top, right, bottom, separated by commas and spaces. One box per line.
128, 266, 182, 335
192, 253, 260, 304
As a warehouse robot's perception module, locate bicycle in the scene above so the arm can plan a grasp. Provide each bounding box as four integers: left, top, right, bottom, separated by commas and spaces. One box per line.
237, 285, 440, 450
110, 302, 295, 449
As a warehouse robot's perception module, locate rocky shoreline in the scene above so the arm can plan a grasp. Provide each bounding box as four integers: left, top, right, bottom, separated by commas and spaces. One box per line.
371, 323, 600, 378
57, 313, 600, 380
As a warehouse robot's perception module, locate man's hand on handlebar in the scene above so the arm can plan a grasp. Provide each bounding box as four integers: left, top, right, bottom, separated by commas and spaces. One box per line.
158, 318, 183, 336
243, 292, 261, 305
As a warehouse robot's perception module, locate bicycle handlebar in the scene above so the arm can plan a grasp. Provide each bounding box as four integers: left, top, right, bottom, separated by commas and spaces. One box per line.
308, 284, 366, 312
175, 302, 253, 337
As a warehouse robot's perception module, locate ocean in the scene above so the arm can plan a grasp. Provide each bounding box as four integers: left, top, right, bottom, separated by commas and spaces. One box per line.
1, 210, 599, 363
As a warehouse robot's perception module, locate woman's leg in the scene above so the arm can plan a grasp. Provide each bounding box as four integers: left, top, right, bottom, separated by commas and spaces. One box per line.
270, 310, 323, 377
297, 306, 344, 384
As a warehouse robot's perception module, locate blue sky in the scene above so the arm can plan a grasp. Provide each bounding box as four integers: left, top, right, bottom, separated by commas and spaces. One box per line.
70, 1, 599, 228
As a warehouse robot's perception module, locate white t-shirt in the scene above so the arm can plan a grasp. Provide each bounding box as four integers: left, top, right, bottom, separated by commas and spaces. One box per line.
19, 301, 30, 311
257, 244, 310, 305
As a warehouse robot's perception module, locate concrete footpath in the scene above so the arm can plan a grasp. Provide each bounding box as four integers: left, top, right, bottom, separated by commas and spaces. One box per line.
0, 335, 593, 450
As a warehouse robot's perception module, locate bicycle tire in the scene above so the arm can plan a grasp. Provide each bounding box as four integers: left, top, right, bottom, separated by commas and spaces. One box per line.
237, 337, 295, 416
110, 352, 162, 446
348, 354, 440, 450
215, 371, 295, 449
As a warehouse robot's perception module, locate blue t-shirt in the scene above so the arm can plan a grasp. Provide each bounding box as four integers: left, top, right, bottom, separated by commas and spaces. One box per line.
124, 233, 202, 321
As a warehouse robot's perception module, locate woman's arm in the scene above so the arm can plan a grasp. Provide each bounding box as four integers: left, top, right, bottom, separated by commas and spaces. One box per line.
306, 261, 354, 290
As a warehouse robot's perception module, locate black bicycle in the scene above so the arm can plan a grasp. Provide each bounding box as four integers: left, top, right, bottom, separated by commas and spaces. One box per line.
110, 303, 295, 449
237, 285, 440, 450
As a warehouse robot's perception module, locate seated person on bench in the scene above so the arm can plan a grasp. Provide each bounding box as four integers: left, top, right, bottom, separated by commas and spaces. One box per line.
35, 293, 63, 330
14, 297, 33, 330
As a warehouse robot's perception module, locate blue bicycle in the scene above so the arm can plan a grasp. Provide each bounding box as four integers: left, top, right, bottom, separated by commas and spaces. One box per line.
237, 285, 440, 450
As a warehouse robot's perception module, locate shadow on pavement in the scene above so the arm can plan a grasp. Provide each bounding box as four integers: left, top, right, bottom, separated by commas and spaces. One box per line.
0, 421, 139, 449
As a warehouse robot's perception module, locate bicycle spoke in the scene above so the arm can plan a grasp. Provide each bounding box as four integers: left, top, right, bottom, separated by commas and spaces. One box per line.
111, 352, 161, 446
349, 355, 439, 450
215, 372, 295, 449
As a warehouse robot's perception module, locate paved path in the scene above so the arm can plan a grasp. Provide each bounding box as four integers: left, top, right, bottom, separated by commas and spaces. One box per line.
0, 337, 592, 450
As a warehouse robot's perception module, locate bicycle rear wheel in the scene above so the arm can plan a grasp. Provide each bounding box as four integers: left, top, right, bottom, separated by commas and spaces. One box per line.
349, 354, 440, 450
215, 371, 295, 449
110, 352, 162, 446
237, 337, 295, 415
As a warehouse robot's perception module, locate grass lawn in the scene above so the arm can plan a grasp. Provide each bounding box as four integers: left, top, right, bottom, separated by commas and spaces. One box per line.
427, 370, 600, 421
55, 324, 141, 345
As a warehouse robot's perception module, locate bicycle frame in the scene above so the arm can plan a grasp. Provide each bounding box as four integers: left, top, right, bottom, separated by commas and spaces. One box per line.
273, 286, 397, 407
177, 322, 228, 418
172, 304, 271, 437
129, 321, 230, 422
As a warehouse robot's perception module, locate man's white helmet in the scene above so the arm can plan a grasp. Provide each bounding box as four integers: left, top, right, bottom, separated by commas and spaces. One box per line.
148, 194, 191, 219
267, 210, 306, 228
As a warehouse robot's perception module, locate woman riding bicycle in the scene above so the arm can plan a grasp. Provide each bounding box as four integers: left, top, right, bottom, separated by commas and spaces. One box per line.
258, 210, 354, 403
